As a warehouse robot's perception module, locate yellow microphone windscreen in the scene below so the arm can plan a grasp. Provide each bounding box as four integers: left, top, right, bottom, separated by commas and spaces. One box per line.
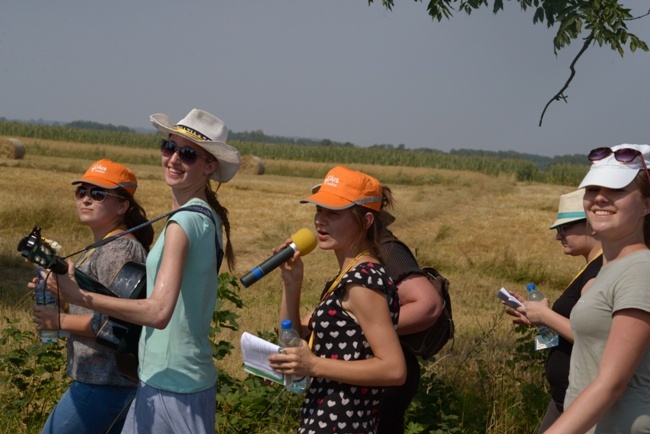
291, 228, 317, 256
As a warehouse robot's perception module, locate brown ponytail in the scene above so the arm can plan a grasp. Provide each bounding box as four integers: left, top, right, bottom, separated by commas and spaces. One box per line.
115, 187, 154, 253
350, 186, 395, 259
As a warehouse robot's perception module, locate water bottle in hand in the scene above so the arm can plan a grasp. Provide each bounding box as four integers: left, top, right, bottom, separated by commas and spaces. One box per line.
526, 283, 558, 349
35, 269, 59, 344
278, 319, 310, 394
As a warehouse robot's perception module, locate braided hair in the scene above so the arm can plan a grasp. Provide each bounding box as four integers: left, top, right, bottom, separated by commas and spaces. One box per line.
204, 181, 236, 271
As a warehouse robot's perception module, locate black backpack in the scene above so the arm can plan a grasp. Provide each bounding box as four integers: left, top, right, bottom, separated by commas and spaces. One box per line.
381, 236, 454, 360
399, 266, 454, 359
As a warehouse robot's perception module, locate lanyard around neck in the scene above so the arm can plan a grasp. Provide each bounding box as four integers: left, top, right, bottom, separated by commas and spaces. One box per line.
308, 249, 371, 349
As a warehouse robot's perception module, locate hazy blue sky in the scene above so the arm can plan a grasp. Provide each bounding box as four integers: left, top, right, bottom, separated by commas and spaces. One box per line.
1, 1, 648, 157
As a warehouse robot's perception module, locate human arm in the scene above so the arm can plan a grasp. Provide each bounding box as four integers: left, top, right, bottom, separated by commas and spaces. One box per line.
395, 273, 443, 335
269, 282, 406, 386
545, 308, 650, 434
32, 306, 95, 337
379, 239, 443, 334
56, 222, 188, 329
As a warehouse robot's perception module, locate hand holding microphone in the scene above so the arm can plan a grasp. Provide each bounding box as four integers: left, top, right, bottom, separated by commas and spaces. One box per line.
240, 228, 317, 288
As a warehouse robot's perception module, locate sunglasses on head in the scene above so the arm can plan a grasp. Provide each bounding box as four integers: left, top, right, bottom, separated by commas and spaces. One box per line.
588, 147, 650, 185
74, 186, 124, 203
160, 139, 212, 165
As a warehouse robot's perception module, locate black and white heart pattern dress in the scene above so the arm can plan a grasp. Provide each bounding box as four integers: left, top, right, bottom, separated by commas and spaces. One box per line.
299, 262, 400, 434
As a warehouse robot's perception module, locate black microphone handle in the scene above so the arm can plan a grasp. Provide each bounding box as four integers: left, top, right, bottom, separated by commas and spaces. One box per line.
240, 243, 297, 288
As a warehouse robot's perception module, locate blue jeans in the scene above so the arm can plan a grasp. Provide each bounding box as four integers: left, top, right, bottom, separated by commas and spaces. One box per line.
41, 381, 136, 434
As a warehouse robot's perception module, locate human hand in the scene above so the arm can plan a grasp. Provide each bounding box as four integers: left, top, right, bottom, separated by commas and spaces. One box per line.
53, 259, 83, 304
276, 239, 304, 291
518, 298, 550, 325
33, 305, 61, 331
268, 340, 313, 378
502, 291, 532, 326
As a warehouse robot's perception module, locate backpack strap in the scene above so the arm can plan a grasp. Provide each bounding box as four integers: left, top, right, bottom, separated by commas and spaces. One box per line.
379, 234, 427, 283
167, 205, 224, 273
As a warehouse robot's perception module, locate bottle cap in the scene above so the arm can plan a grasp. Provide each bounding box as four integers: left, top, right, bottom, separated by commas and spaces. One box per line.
526, 282, 536, 292
281, 319, 292, 329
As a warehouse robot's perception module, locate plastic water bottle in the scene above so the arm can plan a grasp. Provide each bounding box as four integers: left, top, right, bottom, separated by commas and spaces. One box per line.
526, 283, 558, 349
278, 319, 310, 394
35, 269, 59, 344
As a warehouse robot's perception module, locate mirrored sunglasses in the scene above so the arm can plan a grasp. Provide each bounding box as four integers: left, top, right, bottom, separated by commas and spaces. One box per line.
588, 147, 650, 185
74, 186, 124, 203
160, 139, 211, 165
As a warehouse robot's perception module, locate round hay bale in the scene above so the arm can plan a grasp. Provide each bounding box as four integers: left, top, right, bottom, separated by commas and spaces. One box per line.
239, 155, 265, 175
0, 137, 26, 159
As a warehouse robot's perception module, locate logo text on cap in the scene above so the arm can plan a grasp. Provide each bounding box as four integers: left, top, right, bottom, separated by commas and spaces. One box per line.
90, 164, 108, 174
323, 175, 339, 188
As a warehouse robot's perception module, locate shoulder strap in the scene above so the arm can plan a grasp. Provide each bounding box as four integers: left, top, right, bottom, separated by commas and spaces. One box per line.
165, 205, 224, 273
66, 204, 224, 272
380, 234, 418, 263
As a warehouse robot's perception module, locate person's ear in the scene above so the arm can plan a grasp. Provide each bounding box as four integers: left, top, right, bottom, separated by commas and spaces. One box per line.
116, 198, 130, 216
363, 212, 375, 230
204, 159, 219, 178
642, 195, 650, 216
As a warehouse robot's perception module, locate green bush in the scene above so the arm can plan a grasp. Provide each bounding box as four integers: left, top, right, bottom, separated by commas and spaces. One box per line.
0, 319, 69, 433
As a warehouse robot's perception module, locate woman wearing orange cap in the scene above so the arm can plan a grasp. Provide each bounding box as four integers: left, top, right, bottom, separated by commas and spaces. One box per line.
268, 166, 406, 434
34, 159, 152, 434
54, 109, 240, 434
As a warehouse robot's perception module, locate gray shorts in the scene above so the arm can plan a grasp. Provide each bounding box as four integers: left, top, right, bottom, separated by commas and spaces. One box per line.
121, 381, 216, 434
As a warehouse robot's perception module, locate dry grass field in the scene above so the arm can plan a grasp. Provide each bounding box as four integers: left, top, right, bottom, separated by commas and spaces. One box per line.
0, 138, 584, 432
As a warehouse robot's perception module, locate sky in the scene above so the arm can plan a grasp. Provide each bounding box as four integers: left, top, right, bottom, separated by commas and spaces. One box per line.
1, 1, 648, 157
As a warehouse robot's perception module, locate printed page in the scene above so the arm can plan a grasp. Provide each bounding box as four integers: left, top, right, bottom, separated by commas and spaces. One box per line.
240, 332, 284, 384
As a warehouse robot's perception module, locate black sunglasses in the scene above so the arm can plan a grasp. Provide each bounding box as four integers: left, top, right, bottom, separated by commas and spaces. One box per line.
556, 220, 584, 237
588, 147, 650, 185
74, 186, 124, 203
160, 139, 212, 165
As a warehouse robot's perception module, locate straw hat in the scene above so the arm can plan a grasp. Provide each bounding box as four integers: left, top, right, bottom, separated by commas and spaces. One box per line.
549, 189, 586, 229
150, 108, 241, 183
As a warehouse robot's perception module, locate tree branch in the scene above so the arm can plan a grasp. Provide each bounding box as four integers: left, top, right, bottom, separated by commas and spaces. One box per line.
628, 8, 650, 21
538, 34, 593, 127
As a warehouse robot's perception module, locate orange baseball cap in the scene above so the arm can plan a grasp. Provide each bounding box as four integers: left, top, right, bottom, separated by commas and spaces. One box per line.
301, 166, 383, 212
71, 159, 138, 197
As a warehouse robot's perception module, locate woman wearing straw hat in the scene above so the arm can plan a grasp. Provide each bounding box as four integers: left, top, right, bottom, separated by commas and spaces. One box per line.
55, 109, 240, 434
268, 166, 406, 434
545, 144, 650, 433
34, 159, 152, 434
505, 188, 602, 432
